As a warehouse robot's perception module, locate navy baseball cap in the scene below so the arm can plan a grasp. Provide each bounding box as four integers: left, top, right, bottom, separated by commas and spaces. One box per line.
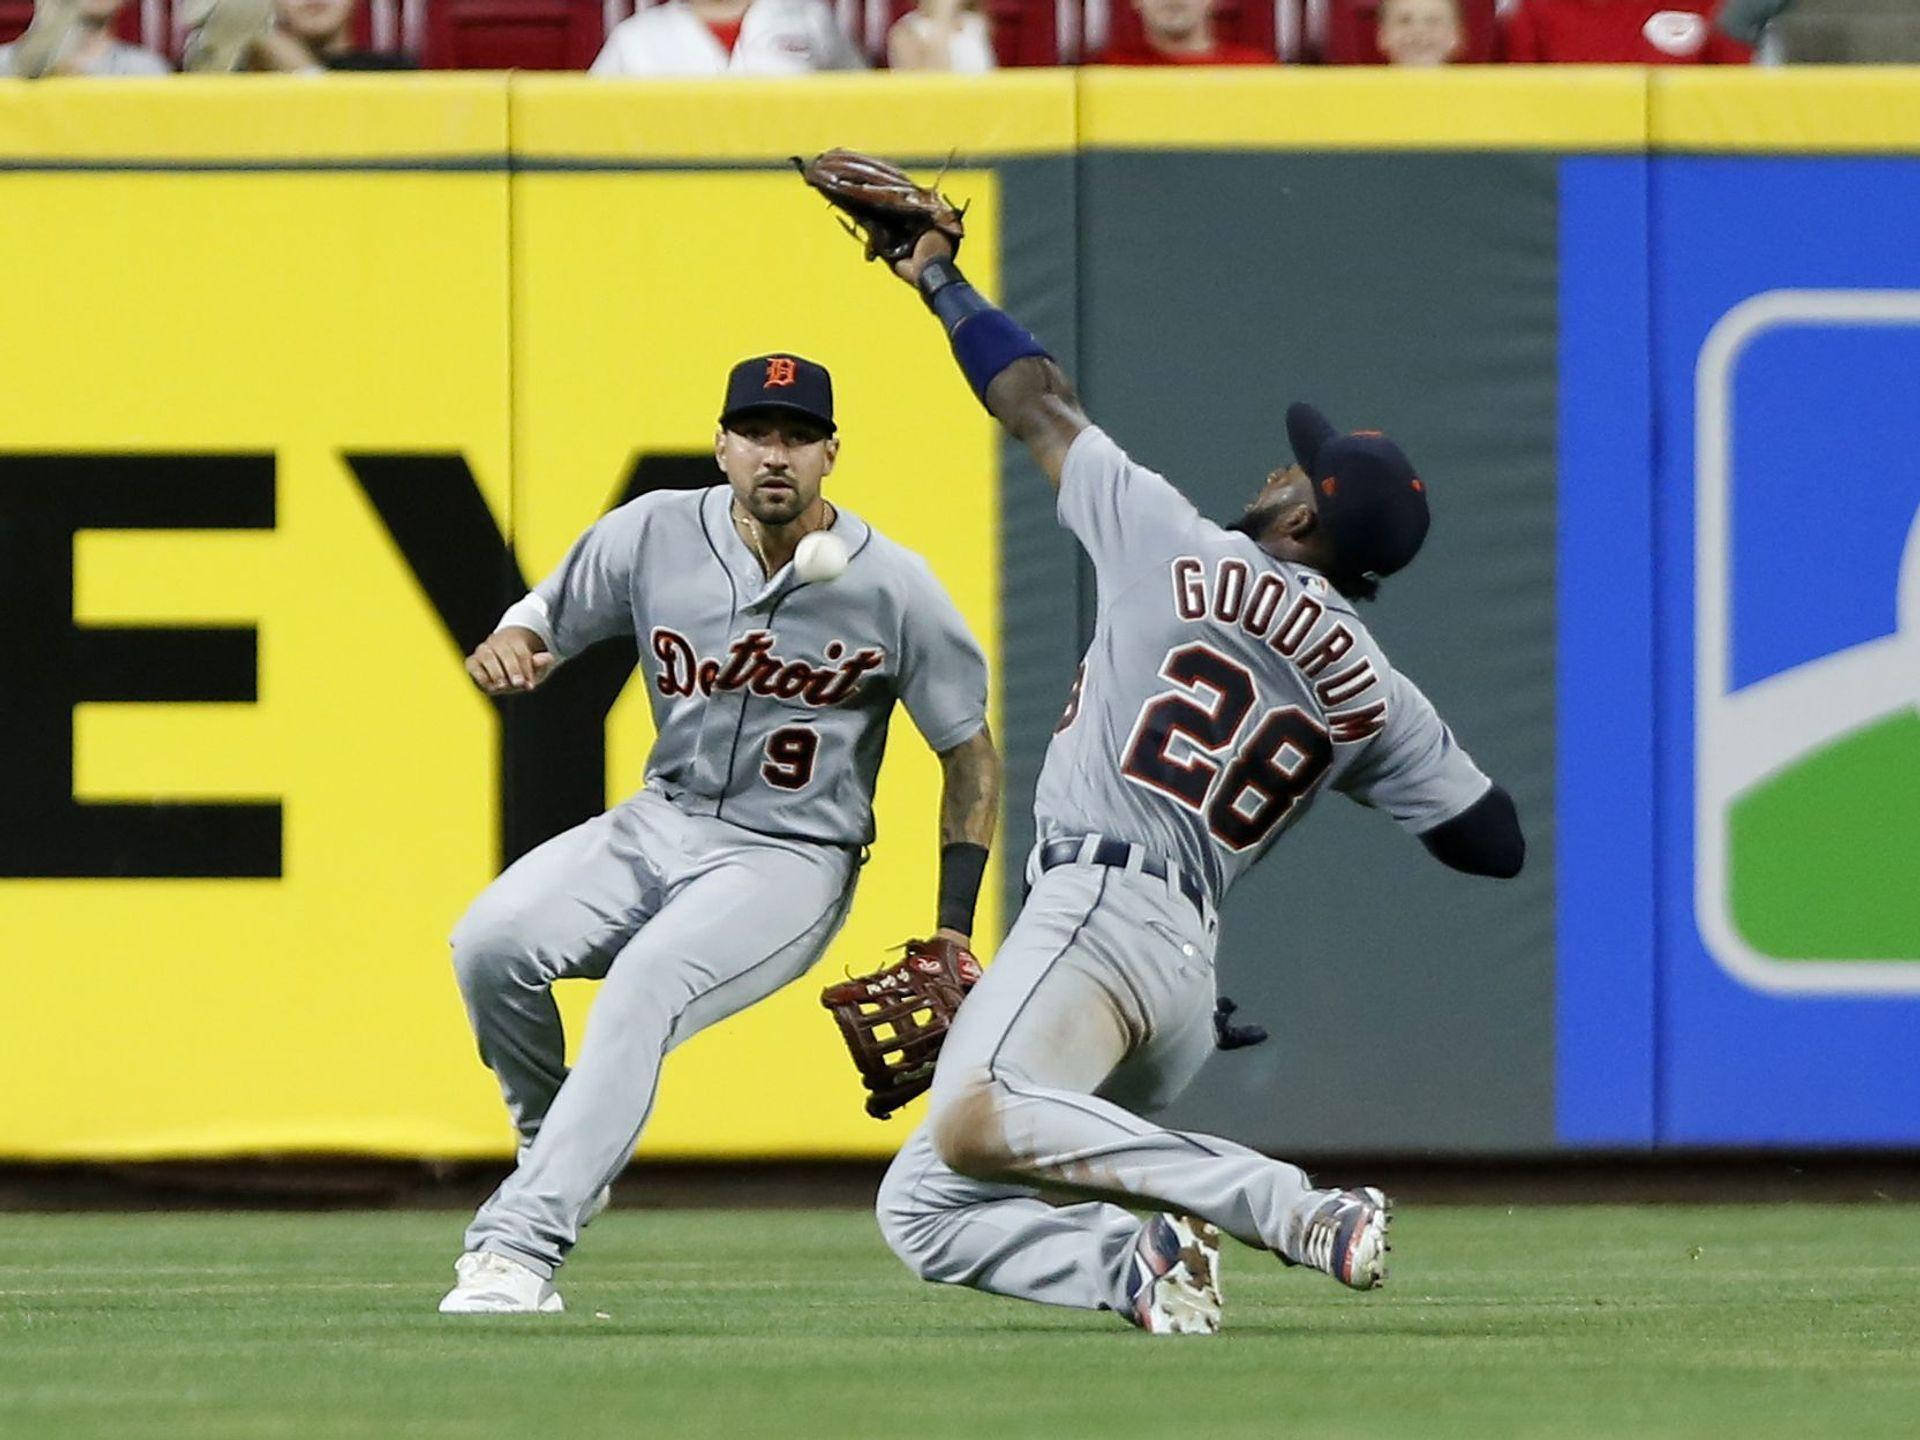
720, 353, 836, 435
1285, 401, 1430, 582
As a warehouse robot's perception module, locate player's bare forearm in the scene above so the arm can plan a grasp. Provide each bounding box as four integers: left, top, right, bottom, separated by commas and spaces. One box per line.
937, 726, 1001, 850
985, 358, 1090, 490
891, 233, 1089, 488
465, 625, 555, 696
933, 726, 999, 944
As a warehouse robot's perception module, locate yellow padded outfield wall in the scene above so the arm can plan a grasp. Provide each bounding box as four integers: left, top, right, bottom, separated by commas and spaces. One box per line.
1076, 65, 1647, 150
1, 67, 1914, 1159
1650, 66, 1920, 151
0, 75, 1065, 1159
0, 78, 519, 1160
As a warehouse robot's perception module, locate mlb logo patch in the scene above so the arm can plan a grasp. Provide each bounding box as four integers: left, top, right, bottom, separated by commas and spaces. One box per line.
1694, 290, 1920, 993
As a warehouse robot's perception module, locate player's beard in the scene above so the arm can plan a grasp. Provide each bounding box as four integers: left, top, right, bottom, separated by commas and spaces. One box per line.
1223, 502, 1283, 540
744, 482, 807, 526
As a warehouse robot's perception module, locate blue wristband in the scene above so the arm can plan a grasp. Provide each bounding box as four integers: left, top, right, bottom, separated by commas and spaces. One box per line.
916, 258, 1050, 405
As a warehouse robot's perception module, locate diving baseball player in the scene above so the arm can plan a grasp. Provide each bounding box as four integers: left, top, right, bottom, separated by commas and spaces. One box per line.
800, 153, 1526, 1335
438, 353, 1001, 1314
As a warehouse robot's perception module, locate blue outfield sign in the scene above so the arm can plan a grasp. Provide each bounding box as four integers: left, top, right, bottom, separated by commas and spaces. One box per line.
1559, 156, 1920, 1147
1693, 291, 1920, 991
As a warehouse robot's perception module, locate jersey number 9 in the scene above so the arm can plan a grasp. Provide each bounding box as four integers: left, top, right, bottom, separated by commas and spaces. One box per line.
762, 726, 820, 791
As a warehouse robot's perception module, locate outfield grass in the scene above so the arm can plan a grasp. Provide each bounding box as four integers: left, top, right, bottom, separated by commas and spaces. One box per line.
2, 1205, 1916, 1439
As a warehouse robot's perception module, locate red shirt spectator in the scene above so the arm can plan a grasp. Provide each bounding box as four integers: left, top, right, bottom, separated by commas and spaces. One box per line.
1097, 0, 1276, 65
1500, 0, 1751, 63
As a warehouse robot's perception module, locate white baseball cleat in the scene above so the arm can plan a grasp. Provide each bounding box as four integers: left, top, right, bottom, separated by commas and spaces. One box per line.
1123, 1214, 1223, 1336
1288, 1186, 1392, 1291
437, 1250, 564, 1314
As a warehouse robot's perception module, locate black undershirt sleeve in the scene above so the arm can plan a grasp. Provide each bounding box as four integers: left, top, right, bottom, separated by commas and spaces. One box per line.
1418, 783, 1526, 879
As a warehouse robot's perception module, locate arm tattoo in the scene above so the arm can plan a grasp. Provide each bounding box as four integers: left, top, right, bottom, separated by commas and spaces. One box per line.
939, 727, 1002, 849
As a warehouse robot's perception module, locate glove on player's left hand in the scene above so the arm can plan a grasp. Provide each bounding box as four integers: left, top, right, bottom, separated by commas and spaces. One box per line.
820, 937, 982, 1119
792, 149, 967, 265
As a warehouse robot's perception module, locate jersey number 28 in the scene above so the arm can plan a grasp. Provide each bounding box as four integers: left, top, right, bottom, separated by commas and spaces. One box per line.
1120, 643, 1332, 850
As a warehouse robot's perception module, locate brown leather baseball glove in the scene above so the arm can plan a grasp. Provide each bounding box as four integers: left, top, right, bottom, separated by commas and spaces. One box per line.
820, 936, 982, 1119
792, 149, 967, 265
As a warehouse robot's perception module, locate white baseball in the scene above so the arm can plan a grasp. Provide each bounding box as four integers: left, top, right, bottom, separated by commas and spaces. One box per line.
794, 530, 850, 584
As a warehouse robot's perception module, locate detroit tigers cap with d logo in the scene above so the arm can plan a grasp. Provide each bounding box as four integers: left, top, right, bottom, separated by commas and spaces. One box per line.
1285, 401, 1430, 582
720, 353, 836, 435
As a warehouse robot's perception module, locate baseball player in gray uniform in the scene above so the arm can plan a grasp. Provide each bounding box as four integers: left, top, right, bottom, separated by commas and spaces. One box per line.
438, 353, 1001, 1314
850, 227, 1526, 1335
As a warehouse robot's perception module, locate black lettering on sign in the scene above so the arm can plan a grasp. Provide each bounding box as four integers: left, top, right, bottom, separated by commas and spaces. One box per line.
0, 454, 279, 877
347, 449, 715, 868
0, 450, 716, 880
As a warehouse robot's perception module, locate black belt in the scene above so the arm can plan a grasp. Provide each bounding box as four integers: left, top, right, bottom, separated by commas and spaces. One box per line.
1035, 836, 1209, 922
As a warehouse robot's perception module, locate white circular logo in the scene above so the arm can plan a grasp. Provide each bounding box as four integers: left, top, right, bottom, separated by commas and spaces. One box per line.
1643, 10, 1708, 56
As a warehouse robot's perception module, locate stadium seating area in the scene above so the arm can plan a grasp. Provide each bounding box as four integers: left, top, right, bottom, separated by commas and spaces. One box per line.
0, 0, 1532, 69
24, 0, 1918, 71
0, 0, 407, 63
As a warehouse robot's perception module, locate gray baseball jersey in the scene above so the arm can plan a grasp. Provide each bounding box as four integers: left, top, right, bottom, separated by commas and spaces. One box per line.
1034, 426, 1490, 905
498, 487, 987, 846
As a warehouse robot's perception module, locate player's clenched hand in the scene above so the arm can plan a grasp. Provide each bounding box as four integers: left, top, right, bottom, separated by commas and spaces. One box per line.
892, 229, 956, 287
465, 626, 556, 696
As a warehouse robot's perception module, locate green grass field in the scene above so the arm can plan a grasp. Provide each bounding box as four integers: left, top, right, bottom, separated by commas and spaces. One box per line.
3, 1205, 1916, 1439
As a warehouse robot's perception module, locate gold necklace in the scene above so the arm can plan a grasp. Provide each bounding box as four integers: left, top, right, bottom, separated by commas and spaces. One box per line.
732, 504, 774, 576
733, 501, 835, 575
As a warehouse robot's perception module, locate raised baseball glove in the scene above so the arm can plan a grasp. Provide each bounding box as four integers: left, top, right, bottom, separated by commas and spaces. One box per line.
792, 149, 967, 265
820, 936, 982, 1119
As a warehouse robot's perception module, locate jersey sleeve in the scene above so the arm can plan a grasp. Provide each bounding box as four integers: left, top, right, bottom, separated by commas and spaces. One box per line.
1056, 426, 1206, 575
895, 558, 989, 753
511, 502, 647, 661
1335, 668, 1492, 833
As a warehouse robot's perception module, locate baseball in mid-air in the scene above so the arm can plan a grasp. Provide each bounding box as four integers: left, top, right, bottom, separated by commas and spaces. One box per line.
795, 530, 850, 583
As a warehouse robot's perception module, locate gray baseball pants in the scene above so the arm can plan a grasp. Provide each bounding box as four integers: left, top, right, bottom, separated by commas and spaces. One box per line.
877, 852, 1317, 1315
453, 787, 856, 1278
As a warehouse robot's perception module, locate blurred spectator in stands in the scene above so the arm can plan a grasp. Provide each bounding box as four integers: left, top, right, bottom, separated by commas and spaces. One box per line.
250, 0, 418, 69
592, 0, 865, 76
179, 0, 268, 69
1500, 0, 1753, 62
1377, 0, 1463, 64
1097, 0, 1275, 64
1715, 0, 1791, 46
175, 0, 413, 70
3, 0, 169, 75
887, 0, 996, 71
